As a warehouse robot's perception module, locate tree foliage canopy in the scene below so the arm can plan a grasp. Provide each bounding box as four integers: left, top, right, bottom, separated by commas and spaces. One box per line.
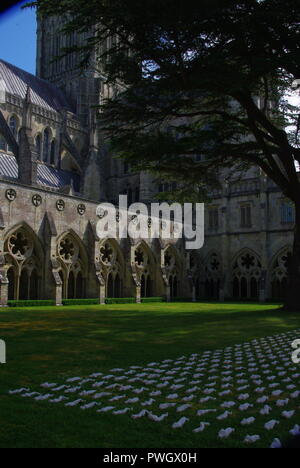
29, 0, 300, 202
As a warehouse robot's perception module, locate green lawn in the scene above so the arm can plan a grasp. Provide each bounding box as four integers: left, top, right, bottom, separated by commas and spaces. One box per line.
0, 301, 299, 448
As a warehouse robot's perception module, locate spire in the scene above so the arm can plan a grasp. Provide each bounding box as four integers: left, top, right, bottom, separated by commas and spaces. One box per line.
89, 107, 99, 149
22, 85, 32, 129
25, 85, 32, 104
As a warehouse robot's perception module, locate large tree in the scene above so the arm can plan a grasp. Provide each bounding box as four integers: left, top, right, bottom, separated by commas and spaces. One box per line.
30, 0, 300, 309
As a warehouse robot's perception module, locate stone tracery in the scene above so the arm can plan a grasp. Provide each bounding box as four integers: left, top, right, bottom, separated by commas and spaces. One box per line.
4, 226, 42, 300
57, 233, 86, 299
232, 249, 261, 299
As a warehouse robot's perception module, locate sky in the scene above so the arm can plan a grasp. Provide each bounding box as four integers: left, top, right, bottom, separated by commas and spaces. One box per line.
0, 1, 36, 74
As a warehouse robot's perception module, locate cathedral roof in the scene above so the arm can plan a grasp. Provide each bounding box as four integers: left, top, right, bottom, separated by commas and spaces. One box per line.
0, 59, 74, 113
0, 152, 79, 190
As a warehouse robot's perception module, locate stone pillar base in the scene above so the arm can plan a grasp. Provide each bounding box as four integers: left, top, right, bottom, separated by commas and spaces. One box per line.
219, 289, 225, 302
259, 289, 266, 303
0, 280, 8, 307
165, 286, 171, 302
136, 286, 141, 303
99, 285, 106, 305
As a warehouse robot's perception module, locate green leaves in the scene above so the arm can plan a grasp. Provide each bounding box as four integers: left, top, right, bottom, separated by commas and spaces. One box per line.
28, 0, 300, 201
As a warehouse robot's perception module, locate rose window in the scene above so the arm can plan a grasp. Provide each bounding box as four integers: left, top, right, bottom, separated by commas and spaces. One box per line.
8, 231, 32, 259
210, 255, 220, 271
135, 248, 144, 266
59, 237, 77, 262
240, 253, 255, 270
100, 242, 114, 265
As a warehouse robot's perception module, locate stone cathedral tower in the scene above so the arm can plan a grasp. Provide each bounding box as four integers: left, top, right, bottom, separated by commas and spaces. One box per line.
35, 14, 156, 205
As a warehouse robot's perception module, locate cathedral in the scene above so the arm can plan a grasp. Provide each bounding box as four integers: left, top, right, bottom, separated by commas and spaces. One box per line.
0, 13, 295, 306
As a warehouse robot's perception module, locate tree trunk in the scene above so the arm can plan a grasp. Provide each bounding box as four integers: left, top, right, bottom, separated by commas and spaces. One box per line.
284, 203, 300, 311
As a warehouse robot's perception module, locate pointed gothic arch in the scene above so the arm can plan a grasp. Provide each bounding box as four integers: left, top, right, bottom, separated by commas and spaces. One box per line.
204, 250, 222, 299
99, 238, 125, 298
3, 222, 44, 300
163, 244, 182, 299
269, 246, 292, 300
133, 240, 157, 298
56, 230, 88, 299
232, 248, 262, 300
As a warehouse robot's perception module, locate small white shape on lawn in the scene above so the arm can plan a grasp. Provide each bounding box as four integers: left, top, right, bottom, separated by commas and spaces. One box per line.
172, 417, 189, 429
50, 396, 68, 403
282, 410, 295, 419
126, 397, 139, 404
193, 422, 210, 433
113, 408, 132, 415
35, 393, 53, 401
8, 388, 29, 394
159, 403, 176, 409
81, 402, 98, 410
276, 399, 289, 407
197, 409, 217, 416
97, 406, 115, 413
290, 424, 300, 436
239, 403, 253, 411
260, 405, 272, 416
241, 417, 255, 426
132, 410, 148, 419
218, 428, 235, 439
244, 435, 260, 444
141, 399, 156, 407
221, 401, 236, 409
166, 393, 179, 399
148, 412, 168, 422
65, 399, 83, 407
176, 404, 191, 413
270, 438, 282, 449
264, 420, 279, 430
217, 411, 232, 420
256, 396, 268, 404
238, 393, 250, 401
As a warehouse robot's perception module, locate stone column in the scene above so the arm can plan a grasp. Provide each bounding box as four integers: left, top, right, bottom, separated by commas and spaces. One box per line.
95, 264, 106, 305
0, 273, 8, 307
165, 284, 171, 302
52, 271, 63, 306
99, 284, 106, 305
219, 274, 226, 302
135, 285, 141, 303
259, 270, 267, 303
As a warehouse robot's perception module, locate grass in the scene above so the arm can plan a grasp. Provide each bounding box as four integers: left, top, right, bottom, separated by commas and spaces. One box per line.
0, 301, 299, 448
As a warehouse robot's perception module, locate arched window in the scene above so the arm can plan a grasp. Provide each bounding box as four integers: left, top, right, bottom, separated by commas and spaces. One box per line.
9, 116, 17, 138
270, 248, 291, 300
0, 134, 6, 152
35, 135, 42, 160
8, 116, 18, 152
43, 128, 50, 162
5, 227, 43, 301
50, 140, 55, 165
232, 250, 261, 300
